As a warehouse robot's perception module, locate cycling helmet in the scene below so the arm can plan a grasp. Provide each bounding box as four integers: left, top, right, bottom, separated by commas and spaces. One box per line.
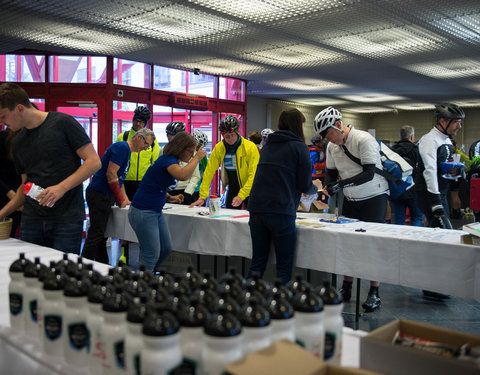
313, 106, 342, 138
193, 129, 208, 147
434, 104, 465, 120
219, 115, 240, 134
261, 128, 274, 138
166, 121, 186, 136
133, 106, 151, 124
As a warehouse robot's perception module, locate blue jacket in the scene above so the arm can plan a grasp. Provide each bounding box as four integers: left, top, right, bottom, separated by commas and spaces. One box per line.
248, 130, 317, 217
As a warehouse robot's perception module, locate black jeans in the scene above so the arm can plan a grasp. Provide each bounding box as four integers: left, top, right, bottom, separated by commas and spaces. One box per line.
82, 187, 115, 264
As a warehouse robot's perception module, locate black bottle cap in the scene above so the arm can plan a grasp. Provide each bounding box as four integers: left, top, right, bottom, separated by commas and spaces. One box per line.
209, 288, 240, 315
204, 307, 242, 337
64, 274, 89, 297
200, 272, 218, 291
247, 273, 271, 296
291, 287, 324, 313
102, 286, 128, 312
142, 305, 180, 336
191, 285, 217, 312
43, 269, 66, 291
220, 279, 243, 302
23, 257, 40, 278
183, 266, 202, 290
9, 252, 30, 273
156, 270, 175, 290
166, 291, 190, 314
177, 297, 210, 327
168, 276, 191, 296
239, 298, 270, 327
88, 278, 108, 304
268, 293, 295, 320
219, 268, 246, 289
127, 295, 148, 323
287, 275, 311, 295
237, 284, 267, 308
269, 279, 293, 301
316, 281, 343, 305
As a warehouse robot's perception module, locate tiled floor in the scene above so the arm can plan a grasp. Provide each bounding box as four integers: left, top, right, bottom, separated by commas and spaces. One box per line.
341, 281, 480, 335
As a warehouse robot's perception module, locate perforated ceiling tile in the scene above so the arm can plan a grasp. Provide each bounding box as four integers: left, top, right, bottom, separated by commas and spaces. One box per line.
181, 58, 269, 76
244, 43, 351, 67
339, 94, 408, 103
405, 58, 480, 79
189, 0, 343, 24
268, 78, 347, 92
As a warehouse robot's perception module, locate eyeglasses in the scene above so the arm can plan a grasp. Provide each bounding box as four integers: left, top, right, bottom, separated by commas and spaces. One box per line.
140, 135, 151, 149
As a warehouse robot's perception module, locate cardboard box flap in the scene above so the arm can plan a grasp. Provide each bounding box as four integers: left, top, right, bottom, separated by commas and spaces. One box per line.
226, 339, 323, 375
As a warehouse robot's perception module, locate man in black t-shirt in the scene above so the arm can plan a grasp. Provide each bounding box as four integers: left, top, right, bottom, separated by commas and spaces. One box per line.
0, 83, 101, 254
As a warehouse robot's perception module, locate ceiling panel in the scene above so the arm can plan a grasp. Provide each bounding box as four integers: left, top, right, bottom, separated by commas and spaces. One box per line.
0, 0, 479, 112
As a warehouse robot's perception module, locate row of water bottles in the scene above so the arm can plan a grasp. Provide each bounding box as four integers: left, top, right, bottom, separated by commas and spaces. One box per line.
9, 253, 344, 375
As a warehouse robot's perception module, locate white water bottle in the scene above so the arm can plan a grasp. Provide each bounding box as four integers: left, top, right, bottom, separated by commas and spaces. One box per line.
239, 298, 271, 355
125, 296, 147, 375
8, 252, 30, 333
141, 306, 182, 375
178, 297, 209, 371
23, 182, 45, 202
23, 257, 41, 341
201, 307, 243, 375
87, 279, 107, 375
101, 286, 128, 375
63, 274, 89, 366
268, 292, 295, 343
292, 287, 325, 359
42, 269, 66, 359
317, 281, 344, 365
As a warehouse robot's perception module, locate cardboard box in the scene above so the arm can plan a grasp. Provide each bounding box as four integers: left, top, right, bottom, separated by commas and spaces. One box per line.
360, 319, 480, 375
226, 340, 379, 375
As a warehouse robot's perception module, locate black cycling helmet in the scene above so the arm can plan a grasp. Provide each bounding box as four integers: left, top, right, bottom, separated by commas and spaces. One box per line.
166, 121, 186, 136
434, 103, 465, 120
434, 103, 465, 136
219, 115, 240, 134
133, 106, 151, 124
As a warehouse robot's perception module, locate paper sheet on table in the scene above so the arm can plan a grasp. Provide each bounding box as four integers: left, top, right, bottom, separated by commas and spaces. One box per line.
300, 194, 318, 211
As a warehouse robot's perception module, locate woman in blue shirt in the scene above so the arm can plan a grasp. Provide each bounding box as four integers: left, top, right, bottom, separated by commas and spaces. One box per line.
128, 131, 206, 271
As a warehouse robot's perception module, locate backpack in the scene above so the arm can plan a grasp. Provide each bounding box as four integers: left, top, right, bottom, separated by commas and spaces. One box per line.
341, 141, 414, 200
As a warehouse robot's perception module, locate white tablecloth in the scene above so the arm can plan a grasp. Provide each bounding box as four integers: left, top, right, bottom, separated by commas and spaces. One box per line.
105, 204, 480, 300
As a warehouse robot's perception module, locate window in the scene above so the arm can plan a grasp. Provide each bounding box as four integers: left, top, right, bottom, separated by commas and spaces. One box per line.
49, 56, 106, 83
152, 105, 173, 148
1, 54, 45, 82
154, 66, 216, 98
114, 58, 151, 88
219, 77, 245, 101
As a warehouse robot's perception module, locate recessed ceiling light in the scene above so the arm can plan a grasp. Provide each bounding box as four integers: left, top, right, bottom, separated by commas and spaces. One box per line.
339, 94, 408, 103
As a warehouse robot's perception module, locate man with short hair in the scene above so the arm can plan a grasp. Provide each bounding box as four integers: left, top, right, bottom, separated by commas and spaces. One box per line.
190, 115, 260, 209
0, 82, 101, 254
82, 128, 155, 264
314, 106, 389, 312
390, 125, 423, 226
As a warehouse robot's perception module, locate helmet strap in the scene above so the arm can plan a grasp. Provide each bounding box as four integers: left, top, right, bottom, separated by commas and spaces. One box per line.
436, 118, 452, 136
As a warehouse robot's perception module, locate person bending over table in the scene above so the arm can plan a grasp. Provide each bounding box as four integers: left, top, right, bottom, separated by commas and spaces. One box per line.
128, 131, 206, 271
190, 115, 259, 209
247, 109, 322, 284
82, 128, 155, 264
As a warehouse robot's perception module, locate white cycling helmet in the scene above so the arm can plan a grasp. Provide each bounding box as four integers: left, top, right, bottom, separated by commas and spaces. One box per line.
193, 129, 208, 147
314, 106, 342, 138
261, 128, 274, 138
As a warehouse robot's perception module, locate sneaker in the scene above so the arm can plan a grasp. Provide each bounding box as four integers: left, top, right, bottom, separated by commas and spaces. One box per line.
422, 290, 450, 300
362, 292, 381, 312
339, 284, 352, 302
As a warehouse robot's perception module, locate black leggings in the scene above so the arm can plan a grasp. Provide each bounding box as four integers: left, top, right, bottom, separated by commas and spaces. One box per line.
342, 194, 388, 223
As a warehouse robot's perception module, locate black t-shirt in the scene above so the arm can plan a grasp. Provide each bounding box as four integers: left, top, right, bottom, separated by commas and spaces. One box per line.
12, 112, 92, 221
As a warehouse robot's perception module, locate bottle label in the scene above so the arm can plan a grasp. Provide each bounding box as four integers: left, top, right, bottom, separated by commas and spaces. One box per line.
324, 331, 336, 360
114, 339, 125, 369
68, 322, 89, 350
9, 293, 23, 316
168, 358, 197, 374
29, 299, 38, 323
44, 314, 62, 341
